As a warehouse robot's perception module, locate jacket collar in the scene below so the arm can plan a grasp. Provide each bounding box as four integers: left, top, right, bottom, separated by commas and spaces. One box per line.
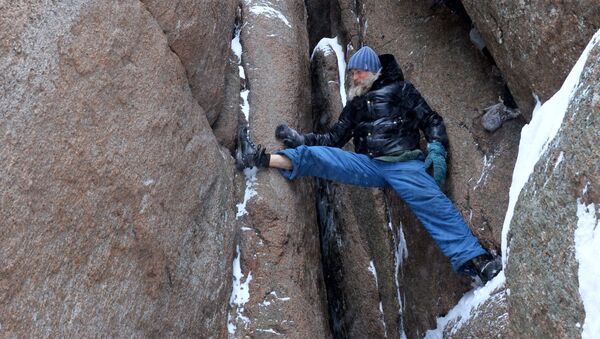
370, 54, 404, 91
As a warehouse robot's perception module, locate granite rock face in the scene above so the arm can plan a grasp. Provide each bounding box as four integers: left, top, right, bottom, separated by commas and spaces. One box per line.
462, 0, 600, 117
506, 35, 599, 338
335, 0, 522, 336
0, 1, 237, 337
142, 0, 238, 126
226, 1, 330, 337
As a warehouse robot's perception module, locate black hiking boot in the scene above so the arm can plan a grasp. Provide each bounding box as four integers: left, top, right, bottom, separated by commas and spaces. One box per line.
458, 253, 502, 285
235, 126, 269, 170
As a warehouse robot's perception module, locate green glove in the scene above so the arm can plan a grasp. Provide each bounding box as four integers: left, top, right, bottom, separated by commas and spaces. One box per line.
424, 141, 447, 186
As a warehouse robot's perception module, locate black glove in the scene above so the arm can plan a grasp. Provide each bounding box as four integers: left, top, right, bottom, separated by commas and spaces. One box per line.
275, 124, 305, 148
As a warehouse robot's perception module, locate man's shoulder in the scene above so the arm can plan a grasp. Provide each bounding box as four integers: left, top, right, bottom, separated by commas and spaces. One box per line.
394, 81, 420, 96
387, 80, 414, 91
376, 80, 415, 98
369, 80, 406, 94
397, 80, 414, 89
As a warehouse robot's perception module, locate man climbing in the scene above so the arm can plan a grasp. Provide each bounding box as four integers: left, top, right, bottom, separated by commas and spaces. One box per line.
236, 46, 502, 284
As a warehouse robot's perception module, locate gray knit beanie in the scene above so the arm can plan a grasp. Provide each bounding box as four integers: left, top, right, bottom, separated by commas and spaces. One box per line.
347, 46, 381, 73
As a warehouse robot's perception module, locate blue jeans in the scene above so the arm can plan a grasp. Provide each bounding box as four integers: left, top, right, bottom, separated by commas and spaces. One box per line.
277, 145, 486, 271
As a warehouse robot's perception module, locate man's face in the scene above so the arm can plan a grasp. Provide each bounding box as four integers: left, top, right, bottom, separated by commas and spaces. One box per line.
350, 69, 371, 85
347, 69, 379, 100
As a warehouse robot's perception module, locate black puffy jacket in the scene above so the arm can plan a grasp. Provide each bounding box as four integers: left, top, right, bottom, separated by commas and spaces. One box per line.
304, 54, 448, 157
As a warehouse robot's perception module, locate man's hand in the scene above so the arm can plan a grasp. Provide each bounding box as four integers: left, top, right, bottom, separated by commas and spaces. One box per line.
424, 141, 447, 186
275, 124, 305, 148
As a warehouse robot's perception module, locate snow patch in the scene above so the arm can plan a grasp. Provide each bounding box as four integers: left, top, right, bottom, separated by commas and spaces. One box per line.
231, 28, 242, 62
543, 151, 565, 187
395, 224, 408, 267
227, 313, 236, 334
269, 291, 290, 301
575, 201, 600, 338
368, 261, 388, 337
379, 302, 388, 338
230, 245, 253, 306
553, 151, 565, 172
228, 244, 253, 334
311, 37, 347, 106
371, 261, 387, 334
240, 89, 250, 120
249, 5, 291, 28
143, 179, 155, 186
387, 218, 408, 338
257, 328, 282, 335
368, 260, 378, 286
473, 154, 494, 190
425, 271, 505, 338
236, 167, 258, 218
231, 25, 250, 122
259, 291, 290, 309
231, 27, 246, 79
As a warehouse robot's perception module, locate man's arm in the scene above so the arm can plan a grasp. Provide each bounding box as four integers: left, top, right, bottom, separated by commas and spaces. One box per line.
400, 82, 449, 147
303, 102, 356, 147
399, 82, 449, 185
277, 97, 359, 148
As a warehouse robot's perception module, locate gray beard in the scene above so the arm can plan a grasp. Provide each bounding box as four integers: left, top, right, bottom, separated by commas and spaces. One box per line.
347, 71, 380, 100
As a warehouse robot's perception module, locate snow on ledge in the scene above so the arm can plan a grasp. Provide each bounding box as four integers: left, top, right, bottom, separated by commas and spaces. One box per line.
311, 37, 347, 106
424, 272, 506, 338
249, 5, 291, 28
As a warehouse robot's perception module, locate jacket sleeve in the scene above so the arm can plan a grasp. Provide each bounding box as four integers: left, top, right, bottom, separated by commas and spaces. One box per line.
303, 99, 358, 147
400, 82, 449, 148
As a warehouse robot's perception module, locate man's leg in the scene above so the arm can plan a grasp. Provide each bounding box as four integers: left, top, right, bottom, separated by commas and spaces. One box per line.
236, 127, 383, 187
269, 154, 293, 170
275, 145, 386, 187
381, 160, 487, 272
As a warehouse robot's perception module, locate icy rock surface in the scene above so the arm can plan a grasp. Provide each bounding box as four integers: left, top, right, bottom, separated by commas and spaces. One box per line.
427, 29, 599, 339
